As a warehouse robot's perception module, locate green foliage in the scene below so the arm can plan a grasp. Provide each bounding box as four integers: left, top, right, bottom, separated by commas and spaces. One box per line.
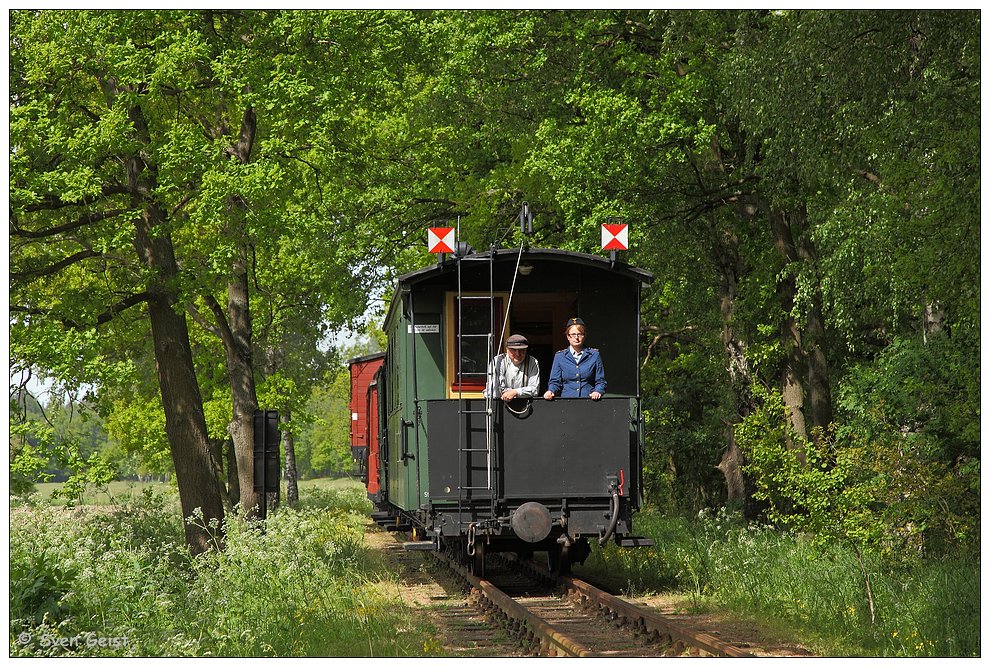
587, 509, 980, 656
10, 9, 979, 616
838, 335, 980, 465
9, 395, 116, 500
9, 487, 439, 657
10, 8, 382, 498
9, 418, 55, 495
640, 346, 729, 511
833, 336, 980, 553
49, 453, 118, 504
736, 379, 978, 561
294, 370, 353, 478
101, 395, 172, 478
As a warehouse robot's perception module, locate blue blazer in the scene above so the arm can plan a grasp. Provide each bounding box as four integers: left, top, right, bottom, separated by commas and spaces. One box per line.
547, 348, 606, 398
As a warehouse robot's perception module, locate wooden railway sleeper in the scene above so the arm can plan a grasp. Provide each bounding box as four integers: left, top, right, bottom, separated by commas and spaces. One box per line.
438, 551, 596, 657
498, 552, 756, 656
560, 575, 755, 657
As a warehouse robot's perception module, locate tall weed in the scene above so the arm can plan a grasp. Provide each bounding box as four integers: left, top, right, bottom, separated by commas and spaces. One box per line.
587, 507, 979, 656
9, 486, 438, 657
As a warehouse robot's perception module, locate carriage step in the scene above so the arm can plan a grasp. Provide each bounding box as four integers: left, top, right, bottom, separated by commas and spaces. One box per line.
402, 541, 438, 552
616, 536, 656, 547
370, 511, 392, 521
385, 524, 413, 532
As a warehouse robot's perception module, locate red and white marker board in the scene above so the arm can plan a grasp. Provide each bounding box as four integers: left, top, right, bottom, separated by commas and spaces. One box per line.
601, 223, 629, 251
427, 227, 455, 253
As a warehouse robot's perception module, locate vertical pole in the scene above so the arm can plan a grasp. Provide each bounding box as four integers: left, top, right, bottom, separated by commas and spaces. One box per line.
260, 441, 267, 520
487, 248, 495, 507
253, 409, 280, 520
409, 289, 422, 507
268, 410, 279, 512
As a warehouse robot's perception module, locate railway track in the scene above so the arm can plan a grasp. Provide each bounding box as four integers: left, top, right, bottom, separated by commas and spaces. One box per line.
432, 547, 755, 657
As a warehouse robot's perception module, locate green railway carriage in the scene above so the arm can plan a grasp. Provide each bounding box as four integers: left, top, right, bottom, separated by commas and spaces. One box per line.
371, 245, 654, 574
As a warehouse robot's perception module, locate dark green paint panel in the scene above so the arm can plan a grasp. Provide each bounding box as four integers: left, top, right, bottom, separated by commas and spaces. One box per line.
381, 250, 651, 514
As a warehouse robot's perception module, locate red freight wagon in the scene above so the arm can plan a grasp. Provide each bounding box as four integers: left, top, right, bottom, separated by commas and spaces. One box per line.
346, 352, 385, 501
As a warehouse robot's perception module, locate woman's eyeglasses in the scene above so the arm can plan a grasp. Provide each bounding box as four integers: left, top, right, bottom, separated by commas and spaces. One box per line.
567, 333, 585, 338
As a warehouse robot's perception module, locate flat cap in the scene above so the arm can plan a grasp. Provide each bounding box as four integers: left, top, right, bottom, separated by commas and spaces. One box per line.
506, 334, 529, 349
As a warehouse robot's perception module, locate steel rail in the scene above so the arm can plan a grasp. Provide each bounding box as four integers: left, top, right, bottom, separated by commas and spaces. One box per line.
436, 549, 756, 657
561, 575, 754, 657
502, 553, 755, 657
436, 551, 595, 657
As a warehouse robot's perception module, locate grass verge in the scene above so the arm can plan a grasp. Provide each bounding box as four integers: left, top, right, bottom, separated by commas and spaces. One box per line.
581, 507, 979, 657
9, 481, 441, 657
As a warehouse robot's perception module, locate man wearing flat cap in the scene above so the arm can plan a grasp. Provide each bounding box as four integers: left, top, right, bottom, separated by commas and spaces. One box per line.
485, 333, 541, 401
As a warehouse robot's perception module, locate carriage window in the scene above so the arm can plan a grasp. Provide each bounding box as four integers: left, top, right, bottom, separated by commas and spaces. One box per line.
446, 292, 507, 396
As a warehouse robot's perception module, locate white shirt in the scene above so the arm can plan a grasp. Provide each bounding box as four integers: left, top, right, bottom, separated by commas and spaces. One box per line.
484, 354, 540, 399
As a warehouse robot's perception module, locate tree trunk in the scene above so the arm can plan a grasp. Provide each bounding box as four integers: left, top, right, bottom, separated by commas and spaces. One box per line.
221, 106, 262, 516
712, 222, 760, 515
130, 157, 224, 554
717, 427, 747, 505
122, 91, 225, 553
281, 409, 299, 505
770, 209, 807, 445
770, 207, 833, 443
793, 212, 833, 434
208, 437, 232, 511
146, 292, 226, 553
263, 344, 300, 505
922, 299, 943, 344
225, 246, 261, 516
225, 438, 240, 508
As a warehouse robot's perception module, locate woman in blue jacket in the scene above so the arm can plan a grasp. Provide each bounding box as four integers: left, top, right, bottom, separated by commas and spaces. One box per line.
543, 317, 606, 401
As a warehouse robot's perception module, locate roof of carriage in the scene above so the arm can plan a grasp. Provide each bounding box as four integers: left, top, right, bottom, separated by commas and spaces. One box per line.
394, 247, 654, 288
345, 351, 386, 367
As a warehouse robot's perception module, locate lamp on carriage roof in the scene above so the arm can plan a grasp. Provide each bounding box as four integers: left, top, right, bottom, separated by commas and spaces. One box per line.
518, 263, 533, 275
